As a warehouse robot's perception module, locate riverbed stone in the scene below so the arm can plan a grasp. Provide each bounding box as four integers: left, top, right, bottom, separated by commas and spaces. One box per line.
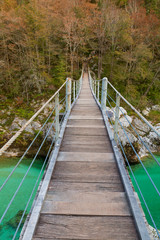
119, 115, 132, 128
42, 123, 55, 141
106, 107, 114, 119
142, 109, 150, 116
118, 128, 137, 146
32, 121, 41, 131
152, 105, 160, 111
133, 117, 150, 135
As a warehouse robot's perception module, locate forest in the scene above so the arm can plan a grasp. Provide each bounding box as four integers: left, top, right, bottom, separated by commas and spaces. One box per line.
0, 0, 160, 109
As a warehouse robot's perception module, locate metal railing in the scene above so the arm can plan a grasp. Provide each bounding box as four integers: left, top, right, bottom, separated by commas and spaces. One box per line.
89, 71, 160, 238
0, 72, 83, 240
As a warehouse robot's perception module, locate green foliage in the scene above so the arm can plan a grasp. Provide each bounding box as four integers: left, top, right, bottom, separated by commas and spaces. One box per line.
147, 110, 160, 124
15, 108, 34, 119
53, 56, 67, 88
0, 0, 160, 111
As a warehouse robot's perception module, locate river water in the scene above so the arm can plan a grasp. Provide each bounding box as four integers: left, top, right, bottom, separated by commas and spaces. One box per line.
128, 154, 160, 230
0, 157, 44, 240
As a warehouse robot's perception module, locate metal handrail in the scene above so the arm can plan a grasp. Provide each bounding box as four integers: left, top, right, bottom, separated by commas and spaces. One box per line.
107, 93, 160, 166
89, 71, 160, 238
0, 72, 83, 240
107, 80, 160, 138
108, 112, 160, 238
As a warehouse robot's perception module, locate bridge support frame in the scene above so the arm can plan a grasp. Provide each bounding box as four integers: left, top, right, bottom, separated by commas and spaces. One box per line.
97, 81, 99, 102
114, 93, 120, 141
101, 77, 108, 110
94, 80, 96, 95
55, 93, 59, 140
73, 81, 76, 101
66, 78, 71, 112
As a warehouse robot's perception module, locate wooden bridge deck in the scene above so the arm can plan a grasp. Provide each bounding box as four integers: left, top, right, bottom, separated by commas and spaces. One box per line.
32, 73, 139, 240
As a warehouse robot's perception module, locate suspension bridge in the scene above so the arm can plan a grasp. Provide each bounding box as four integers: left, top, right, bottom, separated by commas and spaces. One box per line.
0, 71, 160, 240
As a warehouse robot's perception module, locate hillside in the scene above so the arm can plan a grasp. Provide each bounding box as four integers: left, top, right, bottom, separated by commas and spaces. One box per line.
0, 0, 160, 111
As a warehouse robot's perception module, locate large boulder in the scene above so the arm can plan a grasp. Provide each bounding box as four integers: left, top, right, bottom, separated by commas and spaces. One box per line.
112, 107, 127, 121
118, 128, 137, 146
31, 121, 41, 131
152, 105, 160, 111
145, 123, 160, 151
133, 117, 150, 136
42, 123, 55, 141
9, 117, 34, 134
119, 115, 132, 128
9, 117, 22, 131
106, 107, 114, 119
142, 107, 151, 116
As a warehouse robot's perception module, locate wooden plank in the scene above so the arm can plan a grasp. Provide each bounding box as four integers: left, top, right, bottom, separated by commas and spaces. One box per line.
61, 140, 110, 147
67, 119, 104, 126
71, 111, 102, 117
45, 191, 127, 203
76, 101, 96, 105
41, 200, 131, 216
69, 115, 103, 119
57, 152, 115, 162
61, 139, 111, 146
72, 107, 101, 112
64, 127, 107, 136
52, 162, 121, 183
33, 215, 138, 240
48, 181, 124, 192
73, 105, 98, 109
62, 135, 108, 142
66, 125, 105, 128
60, 144, 112, 153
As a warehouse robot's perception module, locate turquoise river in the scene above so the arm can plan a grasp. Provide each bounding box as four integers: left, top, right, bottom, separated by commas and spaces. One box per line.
128, 154, 160, 230
0, 157, 44, 240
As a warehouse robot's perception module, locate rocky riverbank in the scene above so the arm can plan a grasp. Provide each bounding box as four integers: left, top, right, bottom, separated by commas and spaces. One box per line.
0, 99, 57, 157
106, 105, 160, 164
0, 102, 160, 163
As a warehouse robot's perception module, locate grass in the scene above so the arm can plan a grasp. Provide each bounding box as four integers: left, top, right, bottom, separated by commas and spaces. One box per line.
147, 110, 160, 125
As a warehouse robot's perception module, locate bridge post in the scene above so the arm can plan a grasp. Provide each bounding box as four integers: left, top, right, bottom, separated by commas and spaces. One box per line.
101, 77, 108, 110
95, 81, 97, 96
73, 81, 76, 101
76, 80, 79, 96
92, 79, 94, 92
55, 93, 59, 140
66, 78, 71, 112
97, 81, 99, 102
114, 93, 120, 141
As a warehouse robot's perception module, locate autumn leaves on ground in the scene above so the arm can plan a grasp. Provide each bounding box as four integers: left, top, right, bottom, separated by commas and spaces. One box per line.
0, 0, 160, 112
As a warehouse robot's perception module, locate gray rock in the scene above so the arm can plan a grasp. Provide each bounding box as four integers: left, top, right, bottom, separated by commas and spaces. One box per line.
138, 145, 147, 158
31, 122, 41, 131
0, 119, 7, 125
133, 117, 150, 134
9, 119, 21, 130
9, 117, 34, 134
112, 107, 127, 121
152, 105, 160, 111
119, 115, 132, 128
47, 102, 55, 110
146, 123, 160, 145
142, 109, 149, 116
118, 128, 137, 146
42, 123, 55, 141
142, 136, 157, 152
106, 107, 114, 119
25, 125, 34, 134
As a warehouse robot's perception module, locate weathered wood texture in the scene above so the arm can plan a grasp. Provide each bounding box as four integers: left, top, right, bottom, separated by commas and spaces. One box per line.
33, 73, 139, 240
